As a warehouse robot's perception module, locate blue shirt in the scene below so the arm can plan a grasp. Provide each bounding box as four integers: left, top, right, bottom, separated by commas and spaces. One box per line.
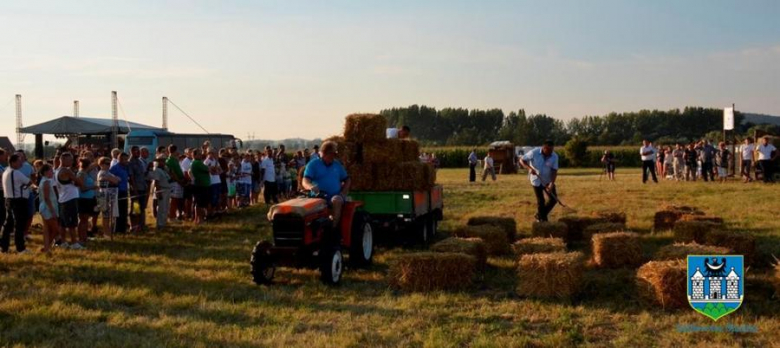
522, 147, 559, 187
303, 158, 348, 199
19, 162, 33, 178
468, 152, 478, 165
110, 163, 129, 193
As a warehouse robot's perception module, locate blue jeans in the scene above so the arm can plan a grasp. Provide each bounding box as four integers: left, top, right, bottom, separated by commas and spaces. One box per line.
210, 184, 221, 208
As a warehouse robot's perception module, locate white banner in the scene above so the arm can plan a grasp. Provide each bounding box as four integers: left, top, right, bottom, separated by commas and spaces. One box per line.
723, 107, 734, 130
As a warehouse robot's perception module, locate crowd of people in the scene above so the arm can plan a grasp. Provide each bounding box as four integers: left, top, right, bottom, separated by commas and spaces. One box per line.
0, 141, 328, 254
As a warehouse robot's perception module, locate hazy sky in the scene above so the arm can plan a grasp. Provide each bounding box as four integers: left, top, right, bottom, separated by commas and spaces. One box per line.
1, 0, 778, 142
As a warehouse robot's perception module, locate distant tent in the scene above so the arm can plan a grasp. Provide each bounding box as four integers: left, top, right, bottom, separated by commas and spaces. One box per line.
0, 137, 15, 153
20, 116, 162, 135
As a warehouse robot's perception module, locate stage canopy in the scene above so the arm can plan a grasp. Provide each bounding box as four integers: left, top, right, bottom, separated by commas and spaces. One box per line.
20, 116, 162, 135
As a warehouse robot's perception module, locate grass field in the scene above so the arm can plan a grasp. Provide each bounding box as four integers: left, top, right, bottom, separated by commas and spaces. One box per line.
1, 168, 779, 347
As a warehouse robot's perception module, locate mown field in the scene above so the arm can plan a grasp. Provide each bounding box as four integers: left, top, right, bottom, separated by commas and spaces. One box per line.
1, 168, 779, 347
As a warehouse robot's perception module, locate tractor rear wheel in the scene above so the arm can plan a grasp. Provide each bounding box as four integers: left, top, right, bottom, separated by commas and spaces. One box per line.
319, 245, 344, 285
250, 241, 275, 285
349, 212, 374, 267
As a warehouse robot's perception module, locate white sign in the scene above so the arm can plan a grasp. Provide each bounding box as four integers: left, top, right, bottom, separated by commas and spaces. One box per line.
723, 107, 734, 130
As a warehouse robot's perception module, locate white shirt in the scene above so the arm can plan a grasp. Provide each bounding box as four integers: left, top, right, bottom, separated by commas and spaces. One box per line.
180, 157, 192, 172
522, 148, 559, 186
484, 156, 494, 169
756, 143, 777, 161
640, 145, 656, 161
2, 168, 30, 199
741, 144, 755, 160
261, 158, 276, 182
239, 160, 253, 184
204, 157, 221, 185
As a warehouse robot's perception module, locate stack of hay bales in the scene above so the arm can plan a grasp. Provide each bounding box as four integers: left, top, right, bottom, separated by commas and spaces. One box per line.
453, 225, 510, 255
516, 252, 584, 299
654, 243, 732, 261
636, 260, 688, 309
592, 210, 627, 225
582, 222, 628, 241
330, 114, 435, 191
672, 221, 721, 244
388, 252, 476, 292
467, 216, 517, 242
653, 205, 704, 231
512, 237, 567, 255
591, 232, 644, 268
703, 230, 756, 265
431, 237, 488, 268
558, 216, 607, 241
531, 221, 569, 240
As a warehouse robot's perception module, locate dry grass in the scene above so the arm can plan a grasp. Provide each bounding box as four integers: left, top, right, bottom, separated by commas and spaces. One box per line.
512, 237, 567, 256
387, 252, 476, 292
516, 252, 584, 299
582, 222, 628, 241
636, 260, 688, 310
654, 243, 733, 261
430, 237, 487, 268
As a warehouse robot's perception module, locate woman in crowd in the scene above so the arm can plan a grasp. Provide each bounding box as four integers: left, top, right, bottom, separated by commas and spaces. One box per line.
77, 158, 99, 242
38, 164, 59, 253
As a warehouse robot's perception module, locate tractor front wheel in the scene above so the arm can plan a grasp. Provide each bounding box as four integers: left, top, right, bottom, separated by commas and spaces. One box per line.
250, 241, 276, 285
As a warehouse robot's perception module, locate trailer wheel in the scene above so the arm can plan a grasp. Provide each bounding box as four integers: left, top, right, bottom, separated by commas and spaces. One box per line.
320, 245, 344, 285
250, 241, 275, 285
349, 212, 374, 267
418, 218, 431, 247
427, 217, 438, 240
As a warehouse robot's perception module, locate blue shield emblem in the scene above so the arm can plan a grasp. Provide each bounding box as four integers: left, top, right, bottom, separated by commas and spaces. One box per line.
687, 255, 744, 321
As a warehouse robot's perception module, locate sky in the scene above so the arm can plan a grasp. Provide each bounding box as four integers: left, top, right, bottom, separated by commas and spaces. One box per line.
1, 0, 779, 143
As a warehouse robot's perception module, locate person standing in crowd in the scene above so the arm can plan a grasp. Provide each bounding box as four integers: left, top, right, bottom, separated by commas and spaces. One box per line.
148, 157, 171, 229
699, 140, 716, 182
261, 147, 278, 204
672, 144, 685, 181
15, 151, 35, 241
310, 145, 320, 162
204, 149, 222, 216
1, 154, 30, 254
189, 149, 211, 224
77, 159, 99, 243
166, 145, 185, 221
716, 141, 731, 183
110, 153, 130, 234
38, 164, 59, 252
0, 150, 7, 251
663, 146, 674, 180
110, 148, 121, 167
128, 146, 149, 233
57, 153, 84, 248
640, 140, 658, 183
238, 152, 253, 208
656, 145, 666, 179
601, 150, 616, 181
482, 152, 496, 181
251, 152, 262, 204
277, 144, 289, 166
520, 140, 559, 222
756, 136, 778, 183
740, 137, 755, 183
468, 148, 478, 182
684, 143, 698, 181
97, 157, 120, 238
180, 148, 194, 220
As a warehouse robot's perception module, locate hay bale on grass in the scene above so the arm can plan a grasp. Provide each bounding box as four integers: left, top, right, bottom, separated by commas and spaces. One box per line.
673, 221, 720, 244
558, 216, 607, 241
430, 237, 487, 268
703, 230, 757, 265
453, 225, 510, 255
654, 243, 732, 261
592, 232, 644, 268
467, 216, 517, 242
636, 260, 687, 309
512, 237, 566, 255
388, 252, 476, 292
582, 222, 628, 241
653, 205, 704, 231
531, 221, 569, 240
516, 252, 584, 299
592, 210, 627, 224
678, 215, 724, 225
343, 113, 387, 143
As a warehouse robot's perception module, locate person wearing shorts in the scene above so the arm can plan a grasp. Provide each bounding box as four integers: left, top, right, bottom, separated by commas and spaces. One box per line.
56, 153, 83, 249
77, 158, 99, 241
716, 141, 731, 183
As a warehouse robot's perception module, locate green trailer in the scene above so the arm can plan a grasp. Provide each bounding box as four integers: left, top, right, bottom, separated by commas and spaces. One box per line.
348, 185, 443, 245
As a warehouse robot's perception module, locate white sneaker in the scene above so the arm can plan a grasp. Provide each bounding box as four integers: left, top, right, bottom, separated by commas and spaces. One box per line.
58, 242, 70, 249
69, 243, 85, 250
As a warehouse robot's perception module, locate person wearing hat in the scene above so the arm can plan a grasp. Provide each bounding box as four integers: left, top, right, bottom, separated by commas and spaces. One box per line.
310, 145, 320, 162
600, 150, 616, 180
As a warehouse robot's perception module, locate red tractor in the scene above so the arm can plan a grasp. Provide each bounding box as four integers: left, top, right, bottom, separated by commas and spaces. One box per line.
250, 195, 374, 285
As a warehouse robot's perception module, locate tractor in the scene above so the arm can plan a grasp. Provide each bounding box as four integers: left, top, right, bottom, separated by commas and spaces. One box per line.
250, 194, 374, 285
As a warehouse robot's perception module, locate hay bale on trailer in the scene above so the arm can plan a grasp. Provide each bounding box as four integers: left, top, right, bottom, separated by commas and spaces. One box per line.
531, 221, 569, 240
347, 163, 376, 191
703, 230, 757, 265
636, 260, 688, 310
388, 252, 476, 292
467, 216, 517, 242
558, 216, 607, 241
400, 139, 421, 162
343, 113, 387, 143
582, 222, 628, 241
324, 135, 358, 166
512, 237, 566, 256
673, 221, 721, 244
654, 243, 732, 261
453, 225, 510, 255
430, 238, 488, 268
591, 232, 644, 268
516, 252, 584, 299
592, 210, 627, 225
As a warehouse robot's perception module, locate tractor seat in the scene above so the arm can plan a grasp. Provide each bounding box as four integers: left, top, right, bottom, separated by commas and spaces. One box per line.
267, 198, 328, 221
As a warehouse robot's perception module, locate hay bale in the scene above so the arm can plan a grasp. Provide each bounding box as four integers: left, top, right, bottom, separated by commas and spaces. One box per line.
636, 260, 688, 309
347, 163, 376, 191
592, 210, 627, 224
372, 161, 432, 191
703, 230, 757, 265
653, 206, 704, 231
452, 225, 509, 255
582, 222, 628, 241
324, 135, 358, 166
512, 237, 566, 255
467, 216, 517, 242
531, 221, 569, 240
678, 215, 724, 225
361, 139, 405, 164
773, 263, 780, 297
673, 221, 721, 244
654, 243, 733, 261
558, 216, 607, 241
343, 113, 387, 143
388, 252, 476, 292
431, 237, 487, 268
516, 252, 584, 299
400, 139, 420, 161
422, 163, 437, 188
592, 232, 644, 268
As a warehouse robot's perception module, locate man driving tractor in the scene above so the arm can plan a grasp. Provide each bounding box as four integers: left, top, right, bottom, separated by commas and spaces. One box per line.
302, 141, 351, 225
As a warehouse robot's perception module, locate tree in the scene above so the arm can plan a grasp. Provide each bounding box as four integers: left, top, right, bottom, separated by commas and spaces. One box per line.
564, 136, 589, 167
